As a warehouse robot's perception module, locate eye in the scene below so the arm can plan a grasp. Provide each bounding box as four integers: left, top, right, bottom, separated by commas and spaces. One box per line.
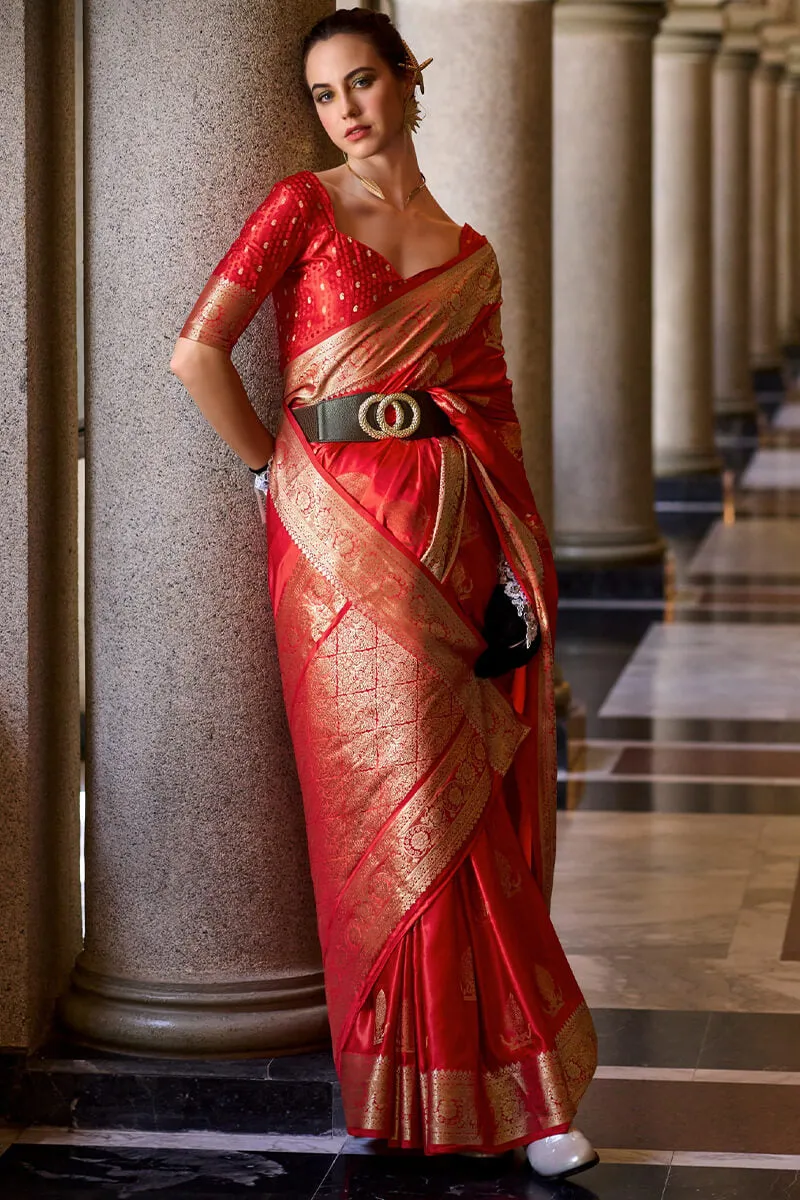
352, 75, 373, 89
315, 90, 334, 104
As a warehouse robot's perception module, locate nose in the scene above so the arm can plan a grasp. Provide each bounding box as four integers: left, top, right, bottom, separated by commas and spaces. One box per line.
340, 91, 360, 121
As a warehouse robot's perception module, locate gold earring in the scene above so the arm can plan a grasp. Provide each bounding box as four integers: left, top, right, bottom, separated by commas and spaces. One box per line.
404, 93, 422, 134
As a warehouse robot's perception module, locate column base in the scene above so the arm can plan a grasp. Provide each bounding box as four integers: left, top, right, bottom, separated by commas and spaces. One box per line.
554, 530, 666, 569
58, 958, 330, 1058
714, 396, 757, 420
654, 450, 722, 477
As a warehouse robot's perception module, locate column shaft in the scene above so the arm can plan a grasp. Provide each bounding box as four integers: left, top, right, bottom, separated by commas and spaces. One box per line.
653, 8, 723, 477
713, 40, 759, 417
0, 0, 81, 1047
777, 72, 800, 346
749, 62, 783, 370
554, 0, 665, 565
394, 0, 554, 530
61, 0, 335, 1056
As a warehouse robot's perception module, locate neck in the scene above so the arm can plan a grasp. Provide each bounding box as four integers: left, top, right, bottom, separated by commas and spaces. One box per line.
348, 134, 422, 208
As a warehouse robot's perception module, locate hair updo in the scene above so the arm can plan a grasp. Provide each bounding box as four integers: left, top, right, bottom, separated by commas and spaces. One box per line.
302, 8, 410, 82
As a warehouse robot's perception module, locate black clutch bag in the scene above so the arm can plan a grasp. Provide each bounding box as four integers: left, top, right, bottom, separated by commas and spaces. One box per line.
474, 582, 541, 679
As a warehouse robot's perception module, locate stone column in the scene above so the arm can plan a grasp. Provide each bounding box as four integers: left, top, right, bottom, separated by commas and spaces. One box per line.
0, 1, 81, 1048
777, 59, 800, 347
749, 51, 783, 374
60, 0, 335, 1056
792, 39, 800, 341
393, 0, 554, 531
554, 0, 665, 565
653, 0, 725, 479
713, 5, 762, 419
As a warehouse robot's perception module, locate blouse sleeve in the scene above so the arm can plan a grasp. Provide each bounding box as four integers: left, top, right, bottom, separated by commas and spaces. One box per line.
179, 177, 307, 353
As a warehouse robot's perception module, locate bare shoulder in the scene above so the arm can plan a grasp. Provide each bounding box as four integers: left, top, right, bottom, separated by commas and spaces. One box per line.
311, 165, 348, 193
417, 187, 461, 233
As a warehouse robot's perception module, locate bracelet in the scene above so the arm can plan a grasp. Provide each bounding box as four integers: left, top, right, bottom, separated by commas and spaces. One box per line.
250, 457, 272, 495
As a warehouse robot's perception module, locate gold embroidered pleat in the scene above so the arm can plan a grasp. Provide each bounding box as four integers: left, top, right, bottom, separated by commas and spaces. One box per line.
420, 437, 469, 582
340, 1001, 597, 1148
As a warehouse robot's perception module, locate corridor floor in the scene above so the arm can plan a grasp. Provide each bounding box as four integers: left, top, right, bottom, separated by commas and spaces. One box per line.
2, 403, 799, 1197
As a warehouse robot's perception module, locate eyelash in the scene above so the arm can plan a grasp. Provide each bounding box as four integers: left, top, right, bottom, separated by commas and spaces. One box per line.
315, 76, 373, 105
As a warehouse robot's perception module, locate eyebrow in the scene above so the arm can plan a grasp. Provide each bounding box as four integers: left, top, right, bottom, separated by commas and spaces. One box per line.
310, 66, 374, 93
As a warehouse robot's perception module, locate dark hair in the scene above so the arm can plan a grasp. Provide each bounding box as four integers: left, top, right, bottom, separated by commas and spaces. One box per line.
302, 8, 409, 81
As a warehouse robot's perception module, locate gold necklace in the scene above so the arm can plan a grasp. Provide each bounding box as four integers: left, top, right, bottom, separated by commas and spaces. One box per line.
346, 160, 427, 210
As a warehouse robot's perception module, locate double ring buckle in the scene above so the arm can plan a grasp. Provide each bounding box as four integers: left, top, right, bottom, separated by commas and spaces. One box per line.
357, 392, 422, 440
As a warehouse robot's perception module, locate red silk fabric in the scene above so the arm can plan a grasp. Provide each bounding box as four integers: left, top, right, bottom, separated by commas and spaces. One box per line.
182, 172, 597, 1152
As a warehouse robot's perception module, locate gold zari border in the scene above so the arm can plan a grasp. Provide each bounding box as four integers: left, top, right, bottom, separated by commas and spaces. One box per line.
340, 1002, 596, 1148
469, 458, 558, 905
180, 274, 257, 351
420, 437, 469, 582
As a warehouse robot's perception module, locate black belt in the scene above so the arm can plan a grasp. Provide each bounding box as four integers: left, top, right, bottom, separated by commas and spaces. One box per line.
293, 390, 453, 444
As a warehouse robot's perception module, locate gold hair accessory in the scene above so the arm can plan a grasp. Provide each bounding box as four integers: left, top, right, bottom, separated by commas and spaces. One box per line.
399, 39, 432, 134
399, 39, 433, 93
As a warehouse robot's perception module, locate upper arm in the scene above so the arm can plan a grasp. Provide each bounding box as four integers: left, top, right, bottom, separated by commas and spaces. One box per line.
178, 176, 307, 354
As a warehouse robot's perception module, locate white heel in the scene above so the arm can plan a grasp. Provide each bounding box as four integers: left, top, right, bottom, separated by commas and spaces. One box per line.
525, 1129, 599, 1180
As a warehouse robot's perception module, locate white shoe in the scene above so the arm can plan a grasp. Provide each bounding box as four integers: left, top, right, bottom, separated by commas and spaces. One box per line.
525, 1129, 599, 1180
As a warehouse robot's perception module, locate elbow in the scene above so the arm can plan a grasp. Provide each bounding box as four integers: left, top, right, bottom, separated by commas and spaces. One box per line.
170, 340, 192, 380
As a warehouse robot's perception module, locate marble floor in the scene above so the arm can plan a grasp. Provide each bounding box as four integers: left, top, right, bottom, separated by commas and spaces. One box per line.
740, 446, 800, 489
3, 403, 800, 1197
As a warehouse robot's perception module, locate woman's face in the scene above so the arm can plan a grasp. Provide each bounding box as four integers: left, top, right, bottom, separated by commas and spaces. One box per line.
305, 34, 408, 158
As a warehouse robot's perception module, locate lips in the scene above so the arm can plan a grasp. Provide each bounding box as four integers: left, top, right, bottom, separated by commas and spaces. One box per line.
345, 125, 371, 141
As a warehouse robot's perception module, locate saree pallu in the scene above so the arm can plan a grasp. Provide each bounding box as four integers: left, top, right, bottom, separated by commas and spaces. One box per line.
267, 239, 596, 1153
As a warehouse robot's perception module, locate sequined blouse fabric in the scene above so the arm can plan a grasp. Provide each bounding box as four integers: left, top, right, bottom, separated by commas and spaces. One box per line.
180, 170, 483, 368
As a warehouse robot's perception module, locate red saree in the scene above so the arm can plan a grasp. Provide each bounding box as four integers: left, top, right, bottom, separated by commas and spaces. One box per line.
182, 171, 597, 1153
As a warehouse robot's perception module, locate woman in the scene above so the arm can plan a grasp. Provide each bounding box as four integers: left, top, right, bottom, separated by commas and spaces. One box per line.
171, 8, 597, 1179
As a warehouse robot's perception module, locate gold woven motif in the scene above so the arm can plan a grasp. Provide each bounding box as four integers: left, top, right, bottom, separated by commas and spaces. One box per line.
501, 993, 533, 1053
284, 244, 500, 408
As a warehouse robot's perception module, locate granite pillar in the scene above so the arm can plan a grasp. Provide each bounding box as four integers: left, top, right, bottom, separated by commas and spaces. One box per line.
653, 1, 724, 479
749, 59, 783, 375
792, 41, 800, 344
60, 0, 335, 1056
713, 6, 761, 419
393, 1, 581, 742
393, 0, 554, 531
777, 67, 800, 347
554, 0, 665, 565
0, 0, 81, 1048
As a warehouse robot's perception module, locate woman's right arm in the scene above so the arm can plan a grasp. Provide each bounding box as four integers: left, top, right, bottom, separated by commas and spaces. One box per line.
171, 176, 306, 468
170, 339, 274, 470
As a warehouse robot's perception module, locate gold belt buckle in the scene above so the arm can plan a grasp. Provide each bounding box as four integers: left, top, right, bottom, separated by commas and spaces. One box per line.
358, 392, 422, 440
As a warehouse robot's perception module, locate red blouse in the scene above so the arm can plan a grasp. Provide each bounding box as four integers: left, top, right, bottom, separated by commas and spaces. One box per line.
180, 170, 484, 371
